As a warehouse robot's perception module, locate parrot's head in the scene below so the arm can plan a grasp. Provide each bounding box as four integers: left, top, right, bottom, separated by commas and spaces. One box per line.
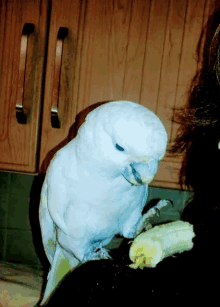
77, 101, 167, 185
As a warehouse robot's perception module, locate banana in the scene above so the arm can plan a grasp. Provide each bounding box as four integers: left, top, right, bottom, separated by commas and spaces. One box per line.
129, 220, 195, 269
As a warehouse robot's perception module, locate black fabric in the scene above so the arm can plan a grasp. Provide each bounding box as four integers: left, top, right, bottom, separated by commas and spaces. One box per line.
43, 203, 220, 306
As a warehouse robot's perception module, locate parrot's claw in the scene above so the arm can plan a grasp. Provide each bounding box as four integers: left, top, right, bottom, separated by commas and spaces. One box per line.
168, 199, 174, 207
95, 247, 112, 260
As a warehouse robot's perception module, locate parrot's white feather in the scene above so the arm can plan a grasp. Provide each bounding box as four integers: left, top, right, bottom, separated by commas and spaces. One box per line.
39, 101, 167, 304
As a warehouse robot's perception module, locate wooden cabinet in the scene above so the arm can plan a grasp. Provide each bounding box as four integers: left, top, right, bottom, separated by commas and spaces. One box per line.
0, 0, 217, 188
0, 0, 48, 172
39, 0, 82, 171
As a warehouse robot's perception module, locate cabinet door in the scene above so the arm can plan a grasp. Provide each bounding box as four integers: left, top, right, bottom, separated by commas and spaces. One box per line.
0, 0, 48, 173
39, 0, 83, 172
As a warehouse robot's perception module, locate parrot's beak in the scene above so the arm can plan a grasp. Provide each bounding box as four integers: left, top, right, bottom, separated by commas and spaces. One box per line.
130, 163, 144, 185
122, 161, 158, 186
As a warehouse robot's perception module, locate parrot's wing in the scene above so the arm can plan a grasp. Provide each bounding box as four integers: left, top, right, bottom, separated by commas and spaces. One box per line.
39, 175, 80, 305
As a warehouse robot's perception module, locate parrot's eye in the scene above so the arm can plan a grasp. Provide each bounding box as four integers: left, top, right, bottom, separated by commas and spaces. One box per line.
115, 143, 125, 151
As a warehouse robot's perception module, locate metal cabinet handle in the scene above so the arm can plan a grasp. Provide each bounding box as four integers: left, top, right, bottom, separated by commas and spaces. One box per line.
16, 23, 35, 124
51, 27, 68, 128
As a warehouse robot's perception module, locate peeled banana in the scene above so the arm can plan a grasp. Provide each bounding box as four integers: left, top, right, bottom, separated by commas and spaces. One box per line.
129, 220, 195, 269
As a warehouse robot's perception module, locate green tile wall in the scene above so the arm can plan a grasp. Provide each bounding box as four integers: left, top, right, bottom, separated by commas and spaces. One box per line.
0, 172, 43, 270
0, 171, 192, 269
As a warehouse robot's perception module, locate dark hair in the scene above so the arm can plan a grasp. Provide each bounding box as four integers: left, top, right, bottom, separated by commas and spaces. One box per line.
171, 10, 220, 204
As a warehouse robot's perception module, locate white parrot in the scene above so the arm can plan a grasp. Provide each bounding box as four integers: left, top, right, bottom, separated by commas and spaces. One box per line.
39, 100, 167, 304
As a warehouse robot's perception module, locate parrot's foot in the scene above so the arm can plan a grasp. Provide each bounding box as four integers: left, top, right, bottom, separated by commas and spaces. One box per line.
134, 220, 152, 237
135, 199, 173, 236
95, 247, 112, 260
82, 247, 112, 263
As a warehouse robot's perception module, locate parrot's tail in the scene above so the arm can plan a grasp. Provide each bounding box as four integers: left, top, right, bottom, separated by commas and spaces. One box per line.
40, 244, 80, 305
